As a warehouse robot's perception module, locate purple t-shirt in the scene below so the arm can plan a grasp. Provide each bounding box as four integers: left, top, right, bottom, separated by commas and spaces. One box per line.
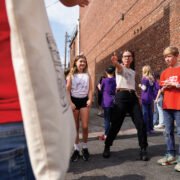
100, 77, 116, 107
153, 81, 161, 99
141, 77, 155, 104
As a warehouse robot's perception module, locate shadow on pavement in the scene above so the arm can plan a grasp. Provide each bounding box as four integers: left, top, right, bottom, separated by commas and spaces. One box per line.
68, 144, 171, 174
74, 174, 145, 180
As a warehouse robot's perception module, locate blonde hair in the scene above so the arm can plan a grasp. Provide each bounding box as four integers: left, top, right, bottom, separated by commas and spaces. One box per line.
70, 55, 88, 75
163, 46, 179, 56
142, 65, 154, 80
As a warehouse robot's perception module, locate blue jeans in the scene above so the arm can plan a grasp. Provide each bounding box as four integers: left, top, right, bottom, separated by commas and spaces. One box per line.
142, 103, 153, 132
0, 122, 35, 180
153, 102, 158, 125
103, 107, 112, 136
163, 109, 180, 156
157, 95, 164, 126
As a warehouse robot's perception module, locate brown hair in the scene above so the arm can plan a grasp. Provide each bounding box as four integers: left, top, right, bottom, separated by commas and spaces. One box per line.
64, 68, 70, 78
70, 55, 88, 75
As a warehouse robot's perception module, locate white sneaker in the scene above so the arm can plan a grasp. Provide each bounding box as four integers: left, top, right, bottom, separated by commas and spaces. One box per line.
154, 124, 165, 129
97, 111, 102, 116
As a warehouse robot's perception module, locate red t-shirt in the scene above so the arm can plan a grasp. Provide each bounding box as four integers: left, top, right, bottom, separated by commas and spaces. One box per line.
159, 66, 180, 110
0, 0, 22, 123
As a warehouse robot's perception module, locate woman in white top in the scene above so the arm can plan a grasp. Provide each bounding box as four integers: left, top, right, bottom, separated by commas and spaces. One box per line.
103, 50, 148, 161
67, 55, 93, 162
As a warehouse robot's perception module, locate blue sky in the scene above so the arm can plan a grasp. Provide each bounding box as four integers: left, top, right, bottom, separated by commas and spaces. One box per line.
44, 0, 79, 67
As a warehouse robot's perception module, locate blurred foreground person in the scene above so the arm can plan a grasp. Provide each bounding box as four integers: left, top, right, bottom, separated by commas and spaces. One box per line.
0, 0, 89, 179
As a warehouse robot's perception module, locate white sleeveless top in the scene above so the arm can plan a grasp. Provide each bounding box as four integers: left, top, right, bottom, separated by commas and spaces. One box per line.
116, 64, 135, 90
71, 73, 89, 98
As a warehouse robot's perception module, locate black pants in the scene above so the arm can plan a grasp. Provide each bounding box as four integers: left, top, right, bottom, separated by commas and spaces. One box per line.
105, 90, 148, 149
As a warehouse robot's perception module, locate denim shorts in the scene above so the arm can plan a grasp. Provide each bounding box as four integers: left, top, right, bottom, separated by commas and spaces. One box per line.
0, 122, 35, 180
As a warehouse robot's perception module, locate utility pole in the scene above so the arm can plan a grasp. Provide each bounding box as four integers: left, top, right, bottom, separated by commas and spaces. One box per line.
64, 32, 70, 69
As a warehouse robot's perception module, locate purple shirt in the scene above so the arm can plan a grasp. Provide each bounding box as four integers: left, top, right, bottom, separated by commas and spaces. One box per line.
100, 77, 116, 107
141, 77, 155, 104
153, 81, 161, 99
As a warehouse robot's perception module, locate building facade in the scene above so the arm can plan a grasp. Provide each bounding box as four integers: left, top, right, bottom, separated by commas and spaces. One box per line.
69, 27, 79, 67
79, 0, 180, 95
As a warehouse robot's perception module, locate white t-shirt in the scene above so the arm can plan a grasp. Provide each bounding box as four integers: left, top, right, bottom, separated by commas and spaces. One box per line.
71, 73, 89, 98
116, 64, 135, 90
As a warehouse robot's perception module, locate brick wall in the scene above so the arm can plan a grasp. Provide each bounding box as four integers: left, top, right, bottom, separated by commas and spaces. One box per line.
79, 0, 180, 97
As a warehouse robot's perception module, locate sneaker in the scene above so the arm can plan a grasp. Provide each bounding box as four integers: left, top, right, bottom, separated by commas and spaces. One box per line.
98, 135, 107, 140
98, 134, 104, 140
103, 146, 110, 158
139, 148, 149, 161
82, 148, 90, 161
71, 150, 80, 162
154, 125, 165, 129
157, 154, 176, 166
174, 156, 180, 172
103, 135, 107, 140
97, 111, 102, 116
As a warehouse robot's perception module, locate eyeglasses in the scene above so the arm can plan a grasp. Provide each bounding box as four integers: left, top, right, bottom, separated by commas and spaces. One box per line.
122, 55, 132, 59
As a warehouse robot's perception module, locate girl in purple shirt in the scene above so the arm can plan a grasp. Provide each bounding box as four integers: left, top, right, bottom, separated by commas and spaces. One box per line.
98, 65, 116, 140
139, 65, 155, 134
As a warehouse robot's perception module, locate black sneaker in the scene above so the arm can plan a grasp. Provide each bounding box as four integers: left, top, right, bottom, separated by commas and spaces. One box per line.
139, 148, 149, 161
71, 150, 80, 162
103, 146, 110, 158
82, 148, 90, 161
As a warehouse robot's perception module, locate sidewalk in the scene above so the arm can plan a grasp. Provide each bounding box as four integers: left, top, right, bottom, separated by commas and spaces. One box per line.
65, 107, 180, 180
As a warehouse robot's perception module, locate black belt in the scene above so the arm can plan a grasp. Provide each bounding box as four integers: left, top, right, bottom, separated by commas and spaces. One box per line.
117, 89, 135, 93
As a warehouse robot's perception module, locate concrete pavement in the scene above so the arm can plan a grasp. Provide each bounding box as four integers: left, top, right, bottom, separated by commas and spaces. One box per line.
65, 107, 180, 180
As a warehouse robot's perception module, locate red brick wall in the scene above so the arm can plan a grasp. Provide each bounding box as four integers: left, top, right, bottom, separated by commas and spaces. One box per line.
80, 0, 180, 96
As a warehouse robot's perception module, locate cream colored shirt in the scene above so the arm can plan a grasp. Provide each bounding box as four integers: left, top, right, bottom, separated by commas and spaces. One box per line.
116, 64, 135, 90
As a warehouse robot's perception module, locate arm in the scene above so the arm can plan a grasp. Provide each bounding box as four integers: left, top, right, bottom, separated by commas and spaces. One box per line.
159, 71, 177, 89
111, 52, 122, 73
154, 88, 164, 104
97, 83, 101, 91
98, 79, 104, 91
59, 0, 89, 7
87, 76, 93, 108
138, 78, 147, 91
162, 80, 180, 89
138, 84, 147, 91
66, 75, 76, 110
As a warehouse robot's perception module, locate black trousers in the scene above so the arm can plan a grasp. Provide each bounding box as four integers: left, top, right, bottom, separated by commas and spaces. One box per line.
105, 90, 148, 149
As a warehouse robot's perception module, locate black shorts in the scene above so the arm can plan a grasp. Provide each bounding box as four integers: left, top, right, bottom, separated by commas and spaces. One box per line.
71, 96, 88, 110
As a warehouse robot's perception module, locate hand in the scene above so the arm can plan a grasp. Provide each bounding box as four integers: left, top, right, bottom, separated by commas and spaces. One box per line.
97, 83, 101, 90
138, 84, 142, 88
111, 52, 118, 64
86, 100, 92, 108
154, 99, 158, 104
77, 0, 89, 7
162, 80, 174, 89
71, 103, 76, 111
